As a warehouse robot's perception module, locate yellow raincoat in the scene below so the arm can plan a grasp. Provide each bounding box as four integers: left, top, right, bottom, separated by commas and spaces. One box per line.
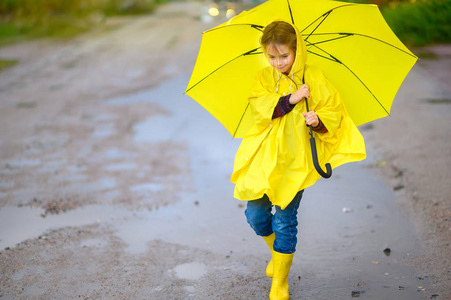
231, 22, 366, 209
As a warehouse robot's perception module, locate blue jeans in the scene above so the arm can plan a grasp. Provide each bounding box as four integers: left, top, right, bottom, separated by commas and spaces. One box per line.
245, 191, 303, 254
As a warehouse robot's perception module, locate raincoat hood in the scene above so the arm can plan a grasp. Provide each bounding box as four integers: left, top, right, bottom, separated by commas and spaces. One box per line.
262, 21, 307, 82
231, 20, 366, 209
289, 22, 307, 79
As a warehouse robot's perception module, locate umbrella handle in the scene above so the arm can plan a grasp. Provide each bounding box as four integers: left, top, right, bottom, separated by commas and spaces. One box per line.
309, 135, 333, 178
303, 76, 332, 178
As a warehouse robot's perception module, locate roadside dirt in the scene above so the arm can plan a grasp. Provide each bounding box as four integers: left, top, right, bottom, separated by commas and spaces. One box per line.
0, 1, 207, 212
0, 2, 222, 299
363, 45, 451, 298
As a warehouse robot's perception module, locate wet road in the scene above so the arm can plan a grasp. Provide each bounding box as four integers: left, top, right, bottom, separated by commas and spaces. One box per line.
0, 73, 434, 299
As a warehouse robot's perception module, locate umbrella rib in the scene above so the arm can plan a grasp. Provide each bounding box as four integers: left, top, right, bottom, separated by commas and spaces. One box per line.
308, 46, 390, 117
304, 34, 350, 46
287, 0, 295, 24
304, 32, 417, 58
233, 103, 250, 138
303, 11, 331, 41
301, 5, 417, 58
341, 62, 390, 117
204, 23, 264, 34
185, 47, 262, 93
306, 50, 340, 63
300, 4, 355, 36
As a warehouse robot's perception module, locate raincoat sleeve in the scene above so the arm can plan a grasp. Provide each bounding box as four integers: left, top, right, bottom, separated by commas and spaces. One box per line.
248, 69, 280, 131
307, 68, 342, 139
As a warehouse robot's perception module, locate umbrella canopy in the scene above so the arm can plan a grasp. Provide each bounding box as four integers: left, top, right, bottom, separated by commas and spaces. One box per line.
185, 0, 417, 138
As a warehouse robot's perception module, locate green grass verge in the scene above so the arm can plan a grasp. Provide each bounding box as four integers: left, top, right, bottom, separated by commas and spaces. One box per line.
381, 0, 451, 46
0, 59, 19, 71
330, 0, 450, 47
0, 0, 162, 45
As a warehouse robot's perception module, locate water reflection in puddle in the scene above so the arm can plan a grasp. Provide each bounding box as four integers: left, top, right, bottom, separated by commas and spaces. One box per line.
105, 148, 137, 159
68, 177, 117, 193
110, 75, 428, 298
174, 262, 207, 280
92, 124, 116, 138
105, 163, 137, 171
1, 75, 431, 299
129, 183, 163, 193
0, 205, 132, 250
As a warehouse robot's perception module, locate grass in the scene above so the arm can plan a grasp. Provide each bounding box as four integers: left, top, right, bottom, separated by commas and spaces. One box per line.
0, 59, 19, 71
339, 0, 451, 47
2, 0, 449, 48
0, 0, 162, 45
381, 0, 451, 46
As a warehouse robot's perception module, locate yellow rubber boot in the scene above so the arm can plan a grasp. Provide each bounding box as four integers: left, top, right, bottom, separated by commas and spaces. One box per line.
262, 233, 275, 278
269, 251, 294, 300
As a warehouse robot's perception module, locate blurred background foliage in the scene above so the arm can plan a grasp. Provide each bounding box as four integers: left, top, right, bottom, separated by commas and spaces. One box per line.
379, 0, 451, 46
0, 0, 166, 44
339, 0, 451, 46
0, 0, 450, 46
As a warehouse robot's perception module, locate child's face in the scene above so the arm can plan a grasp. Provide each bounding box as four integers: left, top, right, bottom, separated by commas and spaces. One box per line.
267, 43, 295, 75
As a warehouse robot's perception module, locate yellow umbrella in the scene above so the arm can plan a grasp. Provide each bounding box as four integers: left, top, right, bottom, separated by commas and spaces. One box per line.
185, 0, 417, 138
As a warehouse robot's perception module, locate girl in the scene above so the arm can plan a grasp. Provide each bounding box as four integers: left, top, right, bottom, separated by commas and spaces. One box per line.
230, 21, 366, 300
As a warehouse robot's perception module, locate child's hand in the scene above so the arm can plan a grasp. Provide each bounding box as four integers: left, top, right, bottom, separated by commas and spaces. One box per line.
289, 84, 309, 105
302, 111, 319, 127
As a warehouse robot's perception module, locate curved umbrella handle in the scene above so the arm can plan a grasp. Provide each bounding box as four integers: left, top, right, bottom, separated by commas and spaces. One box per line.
309, 135, 333, 178
303, 76, 332, 179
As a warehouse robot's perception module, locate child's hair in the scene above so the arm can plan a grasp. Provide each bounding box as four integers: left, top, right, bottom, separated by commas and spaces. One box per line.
260, 21, 297, 54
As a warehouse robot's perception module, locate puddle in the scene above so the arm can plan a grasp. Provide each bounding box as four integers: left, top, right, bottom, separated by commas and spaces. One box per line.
1, 75, 432, 299
106, 76, 242, 255
56, 173, 88, 182
185, 285, 196, 297
129, 183, 163, 193
80, 237, 109, 248
102, 190, 121, 201
133, 116, 174, 143
90, 114, 116, 122
107, 75, 228, 147
106, 77, 422, 257
6, 159, 41, 168
35, 159, 66, 174
0, 180, 14, 189
0, 205, 132, 250
67, 177, 117, 193
174, 262, 207, 280
105, 163, 137, 171
92, 124, 116, 138
109, 75, 429, 299
104, 148, 137, 159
